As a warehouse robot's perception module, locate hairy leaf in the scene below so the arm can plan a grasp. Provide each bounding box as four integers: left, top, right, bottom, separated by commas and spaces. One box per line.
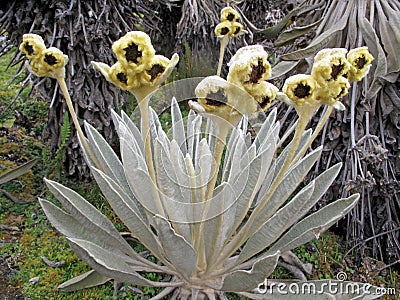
221, 251, 280, 292
57, 270, 110, 292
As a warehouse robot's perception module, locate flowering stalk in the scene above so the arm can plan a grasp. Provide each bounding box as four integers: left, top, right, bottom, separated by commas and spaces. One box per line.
19, 34, 101, 169
91, 31, 179, 217
217, 36, 229, 76
215, 7, 244, 76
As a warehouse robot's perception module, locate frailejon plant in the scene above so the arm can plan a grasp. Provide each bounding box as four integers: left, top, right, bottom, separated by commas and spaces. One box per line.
20, 7, 381, 299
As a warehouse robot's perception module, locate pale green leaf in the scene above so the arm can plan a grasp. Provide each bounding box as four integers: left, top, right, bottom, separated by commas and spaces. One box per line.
39, 199, 134, 257
0, 158, 38, 185
154, 215, 197, 280
44, 179, 133, 255
280, 12, 349, 60
67, 238, 179, 287
268, 194, 359, 254
58, 270, 110, 292
238, 182, 315, 263
171, 97, 187, 155
221, 251, 280, 292
274, 18, 323, 47
89, 167, 163, 258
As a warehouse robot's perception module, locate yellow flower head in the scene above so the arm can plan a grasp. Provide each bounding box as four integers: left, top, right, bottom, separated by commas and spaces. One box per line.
227, 45, 271, 85
215, 21, 233, 37
193, 76, 257, 119
28, 47, 68, 78
112, 31, 155, 73
346, 47, 374, 82
230, 22, 243, 37
109, 61, 140, 91
19, 34, 46, 59
315, 76, 350, 105
221, 7, 240, 22
243, 81, 278, 111
311, 48, 351, 83
138, 54, 170, 86
282, 74, 316, 107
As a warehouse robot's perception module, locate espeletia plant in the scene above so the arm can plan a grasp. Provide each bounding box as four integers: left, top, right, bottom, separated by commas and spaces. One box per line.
20, 7, 382, 299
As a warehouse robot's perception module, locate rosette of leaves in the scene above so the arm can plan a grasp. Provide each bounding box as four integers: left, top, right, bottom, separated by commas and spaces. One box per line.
39, 98, 380, 299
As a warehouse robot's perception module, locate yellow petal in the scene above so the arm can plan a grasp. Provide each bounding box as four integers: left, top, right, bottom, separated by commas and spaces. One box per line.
282, 74, 316, 106
227, 45, 271, 84
112, 31, 155, 73
19, 34, 46, 59
346, 46, 374, 82
242, 81, 279, 110
215, 21, 232, 37
109, 62, 140, 90
220, 7, 240, 22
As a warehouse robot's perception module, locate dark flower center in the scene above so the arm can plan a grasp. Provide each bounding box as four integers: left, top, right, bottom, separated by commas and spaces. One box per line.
24, 42, 34, 55
221, 27, 230, 35
355, 55, 367, 69
234, 26, 241, 35
148, 64, 165, 81
205, 90, 226, 107
247, 59, 266, 84
331, 63, 344, 80
116, 72, 128, 84
260, 96, 271, 109
227, 13, 236, 21
336, 87, 346, 99
124, 42, 142, 63
44, 54, 58, 66
294, 83, 311, 98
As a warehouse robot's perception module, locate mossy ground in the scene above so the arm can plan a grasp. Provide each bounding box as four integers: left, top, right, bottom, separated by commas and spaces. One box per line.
0, 50, 399, 300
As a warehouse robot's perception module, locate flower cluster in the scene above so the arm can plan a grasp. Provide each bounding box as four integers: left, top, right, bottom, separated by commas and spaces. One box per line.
19, 34, 68, 78
282, 47, 374, 110
215, 7, 243, 38
190, 45, 279, 126
228, 45, 278, 111
92, 31, 178, 97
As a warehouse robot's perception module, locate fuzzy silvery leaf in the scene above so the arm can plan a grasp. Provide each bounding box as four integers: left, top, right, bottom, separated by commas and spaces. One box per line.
57, 270, 110, 292
221, 251, 280, 292
253, 108, 277, 150
39, 199, 133, 256
0, 158, 38, 185
280, 11, 350, 60
238, 163, 343, 263
67, 238, 179, 288
268, 194, 359, 254
247, 146, 322, 235
227, 142, 276, 241
84, 121, 134, 197
203, 182, 235, 263
89, 167, 163, 259
154, 215, 197, 280
222, 127, 246, 183
186, 111, 202, 162
171, 97, 187, 155
44, 179, 133, 255
238, 181, 316, 263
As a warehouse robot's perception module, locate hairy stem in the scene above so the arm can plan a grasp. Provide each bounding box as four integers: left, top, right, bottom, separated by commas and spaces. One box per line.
137, 95, 165, 217
217, 36, 229, 76
56, 76, 101, 169
292, 105, 333, 165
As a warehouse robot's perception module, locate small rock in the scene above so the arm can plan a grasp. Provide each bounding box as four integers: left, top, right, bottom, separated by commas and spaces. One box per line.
29, 276, 40, 284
